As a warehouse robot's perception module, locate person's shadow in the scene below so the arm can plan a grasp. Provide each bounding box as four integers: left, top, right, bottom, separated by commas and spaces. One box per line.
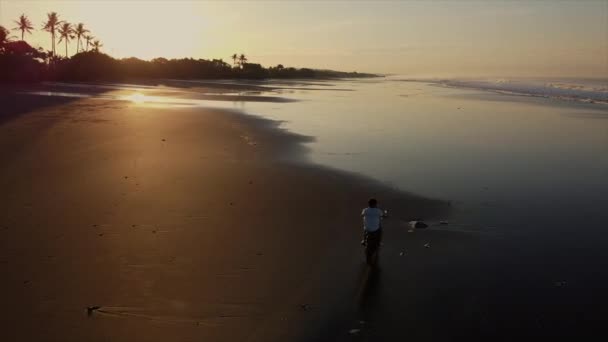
356, 265, 382, 312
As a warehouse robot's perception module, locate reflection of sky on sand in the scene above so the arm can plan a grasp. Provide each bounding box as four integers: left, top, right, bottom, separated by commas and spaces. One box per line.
20, 91, 93, 98
21, 90, 195, 107
119, 92, 195, 108
21, 87, 290, 109
123, 92, 147, 103
211, 78, 608, 238
21, 78, 608, 237
42, 81, 158, 92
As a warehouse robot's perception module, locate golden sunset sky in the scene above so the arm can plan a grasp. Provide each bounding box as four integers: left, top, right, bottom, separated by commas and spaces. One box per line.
1, 0, 606, 77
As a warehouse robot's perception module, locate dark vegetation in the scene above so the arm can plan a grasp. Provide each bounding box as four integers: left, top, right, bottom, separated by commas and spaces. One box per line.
0, 12, 377, 83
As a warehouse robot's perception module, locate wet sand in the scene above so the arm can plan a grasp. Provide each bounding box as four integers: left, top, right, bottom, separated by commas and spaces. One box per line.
3, 83, 603, 341
0, 88, 449, 341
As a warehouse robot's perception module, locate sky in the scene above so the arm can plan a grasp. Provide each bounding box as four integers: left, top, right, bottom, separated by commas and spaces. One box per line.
1, 0, 606, 78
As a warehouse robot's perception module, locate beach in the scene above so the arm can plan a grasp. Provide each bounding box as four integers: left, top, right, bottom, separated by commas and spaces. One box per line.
1, 0, 606, 339
2, 80, 607, 341
0, 85, 451, 341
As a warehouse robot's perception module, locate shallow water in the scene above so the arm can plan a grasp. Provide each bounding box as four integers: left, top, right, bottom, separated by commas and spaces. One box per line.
224, 78, 608, 238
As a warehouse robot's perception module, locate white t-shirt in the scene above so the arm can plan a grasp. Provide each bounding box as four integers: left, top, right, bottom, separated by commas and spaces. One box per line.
362, 207, 383, 232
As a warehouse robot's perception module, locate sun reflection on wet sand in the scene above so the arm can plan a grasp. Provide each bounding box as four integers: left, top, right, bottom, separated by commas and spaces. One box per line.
123, 92, 147, 104
117, 92, 221, 109
120, 92, 192, 107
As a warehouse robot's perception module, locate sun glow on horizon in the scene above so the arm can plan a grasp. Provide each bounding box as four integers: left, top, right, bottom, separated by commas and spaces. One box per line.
1, 0, 606, 77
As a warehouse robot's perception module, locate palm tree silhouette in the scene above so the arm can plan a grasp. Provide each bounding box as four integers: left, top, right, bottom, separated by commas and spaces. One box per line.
238, 53, 247, 68
91, 40, 102, 52
0, 26, 13, 51
84, 34, 94, 52
42, 12, 60, 57
231, 53, 238, 68
13, 14, 34, 41
57, 22, 74, 57
73, 23, 89, 53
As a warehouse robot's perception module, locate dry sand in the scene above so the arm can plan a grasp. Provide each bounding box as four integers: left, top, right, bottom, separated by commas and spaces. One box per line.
1, 88, 451, 341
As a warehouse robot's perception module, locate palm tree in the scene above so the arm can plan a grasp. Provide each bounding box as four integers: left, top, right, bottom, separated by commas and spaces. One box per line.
231, 53, 238, 67
42, 12, 60, 57
73, 23, 89, 53
13, 14, 34, 41
84, 34, 94, 51
238, 53, 247, 68
91, 40, 102, 52
0, 26, 12, 51
57, 22, 73, 57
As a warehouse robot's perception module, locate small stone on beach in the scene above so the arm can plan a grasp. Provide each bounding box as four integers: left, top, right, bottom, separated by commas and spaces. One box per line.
410, 221, 428, 229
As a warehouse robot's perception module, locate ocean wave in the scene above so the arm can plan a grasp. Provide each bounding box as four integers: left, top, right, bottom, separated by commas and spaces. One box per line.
438, 78, 608, 105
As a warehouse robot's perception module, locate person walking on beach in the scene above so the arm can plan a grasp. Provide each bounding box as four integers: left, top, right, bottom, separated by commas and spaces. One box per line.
361, 198, 386, 246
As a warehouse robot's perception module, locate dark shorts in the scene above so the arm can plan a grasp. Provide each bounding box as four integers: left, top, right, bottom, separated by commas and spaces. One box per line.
365, 228, 383, 244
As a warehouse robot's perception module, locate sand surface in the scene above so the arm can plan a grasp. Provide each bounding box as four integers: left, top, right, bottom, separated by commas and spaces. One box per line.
3, 83, 600, 341
1, 88, 451, 341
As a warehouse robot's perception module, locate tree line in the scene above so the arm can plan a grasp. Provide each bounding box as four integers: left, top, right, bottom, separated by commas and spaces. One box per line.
1, 12, 377, 83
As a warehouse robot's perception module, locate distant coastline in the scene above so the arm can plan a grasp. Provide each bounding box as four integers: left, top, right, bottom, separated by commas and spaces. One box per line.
0, 45, 380, 83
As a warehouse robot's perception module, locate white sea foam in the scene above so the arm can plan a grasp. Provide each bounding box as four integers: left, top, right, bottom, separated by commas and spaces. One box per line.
391, 77, 608, 105
439, 78, 608, 105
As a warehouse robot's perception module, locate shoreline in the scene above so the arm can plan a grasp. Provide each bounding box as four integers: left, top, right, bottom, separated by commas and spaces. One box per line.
2, 81, 603, 340
0, 85, 449, 341
390, 77, 608, 106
